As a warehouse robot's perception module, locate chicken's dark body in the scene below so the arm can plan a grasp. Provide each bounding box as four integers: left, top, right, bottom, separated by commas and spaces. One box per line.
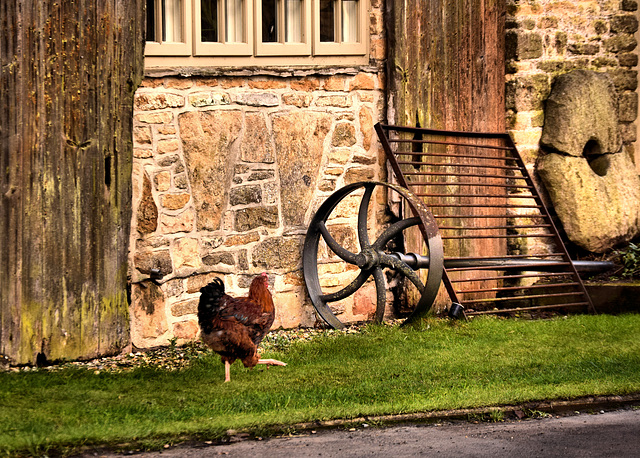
198, 276, 275, 370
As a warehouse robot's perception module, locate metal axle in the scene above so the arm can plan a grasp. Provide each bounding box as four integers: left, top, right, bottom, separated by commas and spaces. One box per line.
389, 252, 614, 273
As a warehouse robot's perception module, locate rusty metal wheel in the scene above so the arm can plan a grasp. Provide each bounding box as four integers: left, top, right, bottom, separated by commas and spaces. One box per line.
303, 181, 444, 329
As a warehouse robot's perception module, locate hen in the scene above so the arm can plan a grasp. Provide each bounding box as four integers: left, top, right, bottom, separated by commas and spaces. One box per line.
198, 273, 286, 382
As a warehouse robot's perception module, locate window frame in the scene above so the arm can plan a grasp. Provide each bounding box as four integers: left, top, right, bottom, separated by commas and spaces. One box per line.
255, 0, 312, 56
146, 0, 193, 56
144, 0, 369, 65
314, 0, 367, 56
194, 0, 254, 56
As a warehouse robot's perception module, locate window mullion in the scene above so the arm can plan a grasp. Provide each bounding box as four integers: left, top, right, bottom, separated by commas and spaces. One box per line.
278, 0, 285, 43
335, 0, 341, 44
155, 0, 162, 43
218, 0, 226, 43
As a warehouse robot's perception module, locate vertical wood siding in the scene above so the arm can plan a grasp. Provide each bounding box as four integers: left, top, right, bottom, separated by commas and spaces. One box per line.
0, 1, 145, 364
388, 0, 505, 132
387, 0, 506, 306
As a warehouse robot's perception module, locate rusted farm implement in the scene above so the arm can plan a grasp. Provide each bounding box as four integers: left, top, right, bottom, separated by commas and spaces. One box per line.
303, 123, 607, 329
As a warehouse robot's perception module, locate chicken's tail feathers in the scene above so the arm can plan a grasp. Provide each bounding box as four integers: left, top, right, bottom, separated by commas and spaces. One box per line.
198, 278, 225, 334
200, 277, 225, 297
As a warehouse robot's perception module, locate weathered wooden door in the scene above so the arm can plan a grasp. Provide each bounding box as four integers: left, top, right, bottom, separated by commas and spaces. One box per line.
387, 0, 506, 310
0, 1, 145, 364
388, 0, 505, 131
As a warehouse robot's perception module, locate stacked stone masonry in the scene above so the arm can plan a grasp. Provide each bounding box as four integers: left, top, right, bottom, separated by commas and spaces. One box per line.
130, 0, 388, 348
505, 0, 639, 255
130, 73, 386, 348
506, 0, 638, 161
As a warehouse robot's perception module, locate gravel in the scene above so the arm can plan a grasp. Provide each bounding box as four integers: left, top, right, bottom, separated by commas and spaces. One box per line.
2, 322, 387, 374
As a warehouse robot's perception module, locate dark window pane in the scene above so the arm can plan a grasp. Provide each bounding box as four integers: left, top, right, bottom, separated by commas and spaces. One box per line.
146, 0, 156, 41
201, 0, 218, 42
320, 0, 334, 42
262, 0, 277, 42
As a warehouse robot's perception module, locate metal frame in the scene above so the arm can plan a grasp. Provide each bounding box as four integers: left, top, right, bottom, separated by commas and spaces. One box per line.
375, 122, 596, 316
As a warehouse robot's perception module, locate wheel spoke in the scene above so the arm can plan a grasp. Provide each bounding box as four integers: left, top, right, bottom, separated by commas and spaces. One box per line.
316, 221, 359, 264
380, 253, 425, 292
357, 184, 375, 249
320, 270, 370, 302
372, 267, 386, 323
372, 217, 422, 249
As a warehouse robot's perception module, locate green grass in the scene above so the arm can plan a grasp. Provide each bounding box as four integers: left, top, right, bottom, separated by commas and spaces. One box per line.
2, 314, 640, 456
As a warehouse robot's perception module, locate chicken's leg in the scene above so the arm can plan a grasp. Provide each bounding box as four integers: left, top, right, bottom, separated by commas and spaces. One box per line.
224, 360, 231, 382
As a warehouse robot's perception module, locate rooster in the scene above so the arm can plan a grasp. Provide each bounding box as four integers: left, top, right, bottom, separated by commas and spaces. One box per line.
198, 273, 286, 382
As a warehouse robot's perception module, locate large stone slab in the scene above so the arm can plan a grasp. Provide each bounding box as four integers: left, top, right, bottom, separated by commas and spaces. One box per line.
537, 152, 640, 252
273, 112, 332, 227
241, 113, 275, 163
179, 111, 242, 231
538, 69, 640, 252
252, 237, 302, 270
130, 283, 168, 346
136, 172, 158, 234
540, 70, 621, 157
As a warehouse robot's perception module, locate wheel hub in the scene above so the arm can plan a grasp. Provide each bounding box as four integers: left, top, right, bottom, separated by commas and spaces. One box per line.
355, 248, 380, 270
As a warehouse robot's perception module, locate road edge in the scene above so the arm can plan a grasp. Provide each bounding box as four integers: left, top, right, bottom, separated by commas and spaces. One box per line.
272, 393, 640, 434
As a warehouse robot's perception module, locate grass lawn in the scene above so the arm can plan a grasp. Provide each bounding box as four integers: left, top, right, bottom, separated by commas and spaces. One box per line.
1, 313, 640, 456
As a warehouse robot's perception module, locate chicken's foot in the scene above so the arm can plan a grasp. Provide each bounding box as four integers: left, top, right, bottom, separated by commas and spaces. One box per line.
257, 358, 287, 367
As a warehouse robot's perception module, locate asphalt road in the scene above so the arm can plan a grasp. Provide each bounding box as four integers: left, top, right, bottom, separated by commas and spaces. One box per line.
115, 408, 640, 457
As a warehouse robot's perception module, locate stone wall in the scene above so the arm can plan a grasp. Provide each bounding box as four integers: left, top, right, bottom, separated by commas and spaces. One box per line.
506, 0, 638, 164
129, 68, 386, 347
130, 73, 386, 347
505, 0, 639, 255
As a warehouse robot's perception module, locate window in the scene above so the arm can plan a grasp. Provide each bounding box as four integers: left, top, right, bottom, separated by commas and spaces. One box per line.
194, 0, 254, 56
144, 0, 368, 66
255, 0, 311, 56
315, 0, 363, 55
146, 0, 192, 56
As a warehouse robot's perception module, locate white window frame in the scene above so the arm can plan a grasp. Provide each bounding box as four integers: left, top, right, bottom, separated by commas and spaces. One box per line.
194, 0, 254, 56
314, 0, 367, 56
144, 0, 368, 65
146, 0, 193, 56
255, 0, 312, 56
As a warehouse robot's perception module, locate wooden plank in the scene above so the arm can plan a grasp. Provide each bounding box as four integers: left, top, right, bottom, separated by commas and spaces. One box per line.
387, 0, 506, 311
388, 0, 505, 130
0, 1, 144, 364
